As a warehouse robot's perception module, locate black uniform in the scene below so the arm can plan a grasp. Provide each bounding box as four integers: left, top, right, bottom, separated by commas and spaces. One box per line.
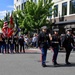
19, 36, 25, 53
51, 33, 60, 65
63, 33, 74, 64
38, 31, 50, 48
38, 30, 50, 67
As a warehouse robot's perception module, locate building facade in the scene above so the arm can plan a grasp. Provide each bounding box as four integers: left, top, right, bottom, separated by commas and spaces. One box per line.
52, 0, 75, 34
14, 0, 38, 10
52, 0, 75, 22
14, 0, 26, 10
14, 0, 75, 34
14, 0, 75, 21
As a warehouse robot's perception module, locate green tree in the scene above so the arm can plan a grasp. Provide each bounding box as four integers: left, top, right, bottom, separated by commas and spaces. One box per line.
0, 19, 3, 28
0, 12, 10, 29
4, 12, 10, 23
14, 0, 54, 33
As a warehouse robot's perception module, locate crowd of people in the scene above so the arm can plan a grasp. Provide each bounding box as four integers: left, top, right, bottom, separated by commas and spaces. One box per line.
0, 25, 75, 67
0, 33, 38, 54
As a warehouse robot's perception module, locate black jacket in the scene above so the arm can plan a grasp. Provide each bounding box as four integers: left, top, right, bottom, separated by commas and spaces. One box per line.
38, 31, 50, 48
51, 34, 61, 48
19, 37, 24, 45
63, 34, 74, 49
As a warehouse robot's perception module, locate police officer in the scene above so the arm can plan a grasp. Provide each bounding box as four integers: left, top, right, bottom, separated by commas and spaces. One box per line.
38, 26, 51, 67
63, 28, 74, 65
51, 28, 60, 66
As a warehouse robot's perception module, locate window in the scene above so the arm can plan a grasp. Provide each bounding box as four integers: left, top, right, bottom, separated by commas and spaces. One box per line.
23, 2, 26, 8
62, 2, 67, 16
44, 0, 46, 2
70, 0, 75, 14
19, 5, 20, 10
54, 5, 58, 17
24, 2, 26, 6
21, 3, 23, 10
17, 6, 18, 10
49, 8, 52, 18
44, 0, 46, 3
35, 0, 37, 3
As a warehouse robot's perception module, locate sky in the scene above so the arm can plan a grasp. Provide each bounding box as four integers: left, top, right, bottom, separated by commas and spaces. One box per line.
0, 0, 14, 19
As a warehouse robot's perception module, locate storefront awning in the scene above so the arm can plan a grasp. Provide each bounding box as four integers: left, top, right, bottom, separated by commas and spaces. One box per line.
55, 20, 75, 25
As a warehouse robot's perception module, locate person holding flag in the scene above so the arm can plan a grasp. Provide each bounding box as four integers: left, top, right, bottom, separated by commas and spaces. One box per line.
2, 21, 9, 53
2, 15, 14, 53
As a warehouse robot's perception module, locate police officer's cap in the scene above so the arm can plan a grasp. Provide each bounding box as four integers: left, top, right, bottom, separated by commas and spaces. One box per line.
66, 28, 72, 32
53, 28, 59, 32
41, 26, 48, 29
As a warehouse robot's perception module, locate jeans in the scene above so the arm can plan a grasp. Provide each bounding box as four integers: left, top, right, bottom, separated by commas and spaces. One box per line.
5, 44, 9, 53
41, 47, 47, 65
10, 44, 14, 53
0, 45, 2, 53
1, 44, 6, 53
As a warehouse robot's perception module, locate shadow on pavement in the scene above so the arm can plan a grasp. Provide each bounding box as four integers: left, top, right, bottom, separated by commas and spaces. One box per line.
3, 52, 41, 54
46, 62, 75, 68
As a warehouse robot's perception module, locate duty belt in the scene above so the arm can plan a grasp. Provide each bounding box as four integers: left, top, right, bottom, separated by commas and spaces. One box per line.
52, 41, 59, 43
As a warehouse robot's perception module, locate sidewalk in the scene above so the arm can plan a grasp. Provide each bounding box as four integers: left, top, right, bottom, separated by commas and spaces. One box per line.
26, 47, 75, 53
25, 47, 54, 53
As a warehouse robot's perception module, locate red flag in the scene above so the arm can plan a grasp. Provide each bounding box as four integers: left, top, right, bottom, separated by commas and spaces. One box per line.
2, 21, 8, 37
2, 20, 14, 37
2, 27, 13, 37
10, 15, 14, 28
8, 28, 14, 37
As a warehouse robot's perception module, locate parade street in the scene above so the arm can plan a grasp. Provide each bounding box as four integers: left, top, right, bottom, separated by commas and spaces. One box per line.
0, 49, 75, 75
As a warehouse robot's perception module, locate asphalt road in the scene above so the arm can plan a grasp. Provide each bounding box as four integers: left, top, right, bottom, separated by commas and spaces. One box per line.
0, 50, 75, 75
